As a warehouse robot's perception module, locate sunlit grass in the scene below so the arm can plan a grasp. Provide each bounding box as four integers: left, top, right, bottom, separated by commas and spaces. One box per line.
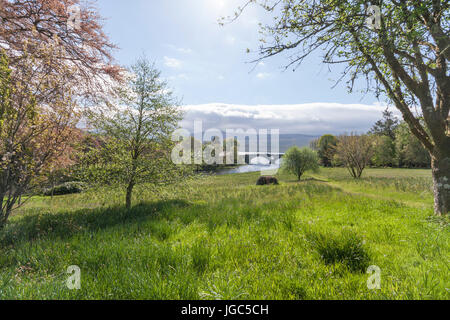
0, 168, 448, 300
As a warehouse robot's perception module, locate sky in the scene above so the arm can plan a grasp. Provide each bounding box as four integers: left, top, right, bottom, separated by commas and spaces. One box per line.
96, 0, 393, 135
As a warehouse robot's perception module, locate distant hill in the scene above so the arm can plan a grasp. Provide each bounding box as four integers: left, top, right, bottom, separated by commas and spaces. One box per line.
279, 134, 319, 153
193, 133, 319, 153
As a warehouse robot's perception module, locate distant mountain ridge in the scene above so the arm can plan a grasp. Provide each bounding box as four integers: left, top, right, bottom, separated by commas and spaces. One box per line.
193, 133, 319, 153
278, 134, 319, 153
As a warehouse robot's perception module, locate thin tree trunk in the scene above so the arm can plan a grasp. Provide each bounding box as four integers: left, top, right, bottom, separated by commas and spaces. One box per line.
125, 181, 134, 210
431, 148, 450, 216
50, 176, 55, 199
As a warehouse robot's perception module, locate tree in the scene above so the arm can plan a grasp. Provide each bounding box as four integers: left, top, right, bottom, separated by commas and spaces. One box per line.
369, 108, 399, 140
42, 129, 83, 199
309, 138, 319, 151
0, 46, 79, 228
282, 146, 319, 180
372, 135, 396, 167
83, 57, 183, 209
395, 122, 431, 168
334, 134, 375, 179
232, 1, 449, 214
0, 0, 122, 227
318, 134, 338, 167
0, 0, 122, 94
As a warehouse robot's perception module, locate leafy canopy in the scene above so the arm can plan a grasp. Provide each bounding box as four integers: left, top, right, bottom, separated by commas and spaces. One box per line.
282, 146, 319, 180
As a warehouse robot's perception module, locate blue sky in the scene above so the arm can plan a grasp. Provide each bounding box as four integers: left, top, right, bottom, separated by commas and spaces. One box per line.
96, 0, 391, 134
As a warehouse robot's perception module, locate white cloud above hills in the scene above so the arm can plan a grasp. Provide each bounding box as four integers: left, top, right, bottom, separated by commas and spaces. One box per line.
180, 102, 397, 135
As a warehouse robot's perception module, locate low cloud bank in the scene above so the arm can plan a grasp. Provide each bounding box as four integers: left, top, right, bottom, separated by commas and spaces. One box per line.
180, 102, 396, 135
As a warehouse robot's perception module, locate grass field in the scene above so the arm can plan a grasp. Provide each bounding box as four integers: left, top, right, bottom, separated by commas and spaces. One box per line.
0, 168, 448, 300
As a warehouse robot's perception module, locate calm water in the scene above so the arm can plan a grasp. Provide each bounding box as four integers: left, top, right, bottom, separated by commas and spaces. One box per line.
217, 158, 282, 175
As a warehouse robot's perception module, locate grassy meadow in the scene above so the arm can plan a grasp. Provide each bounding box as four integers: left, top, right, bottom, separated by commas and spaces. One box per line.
0, 168, 448, 300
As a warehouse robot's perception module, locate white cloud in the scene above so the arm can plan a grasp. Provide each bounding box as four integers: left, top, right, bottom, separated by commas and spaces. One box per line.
180, 103, 396, 135
164, 56, 182, 68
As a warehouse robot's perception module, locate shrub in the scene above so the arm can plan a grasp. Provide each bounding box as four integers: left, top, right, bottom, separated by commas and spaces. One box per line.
44, 182, 87, 196
282, 146, 319, 181
334, 134, 374, 178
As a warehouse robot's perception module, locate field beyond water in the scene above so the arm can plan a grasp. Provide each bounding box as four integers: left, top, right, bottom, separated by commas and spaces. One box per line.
0, 168, 448, 300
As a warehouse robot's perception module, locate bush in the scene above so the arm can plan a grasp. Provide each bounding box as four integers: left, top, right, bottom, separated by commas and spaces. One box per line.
282, 146, 319, 181
43, 182, 87, 196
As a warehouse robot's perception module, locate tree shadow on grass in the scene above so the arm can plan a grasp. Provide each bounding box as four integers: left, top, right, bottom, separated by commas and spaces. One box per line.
281, 177, 329, 183
0, 199, 195, 247
300, 177, 329, 183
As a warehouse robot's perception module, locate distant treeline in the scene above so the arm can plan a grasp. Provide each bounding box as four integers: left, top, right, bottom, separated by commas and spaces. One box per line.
310, 109, 430, 169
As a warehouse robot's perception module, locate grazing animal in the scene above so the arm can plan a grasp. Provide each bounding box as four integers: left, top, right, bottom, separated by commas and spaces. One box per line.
256, 176, 279, 186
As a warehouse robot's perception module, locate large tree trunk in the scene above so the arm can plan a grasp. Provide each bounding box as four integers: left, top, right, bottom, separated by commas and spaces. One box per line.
125, 182, 135, 210
431, 146, 450, 216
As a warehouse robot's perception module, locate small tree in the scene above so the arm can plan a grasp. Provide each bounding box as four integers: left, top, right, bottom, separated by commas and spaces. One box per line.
318, 134, 338, 167
282, 146, 319, 181
84, 57, 182, 209
334, 134, 374, 179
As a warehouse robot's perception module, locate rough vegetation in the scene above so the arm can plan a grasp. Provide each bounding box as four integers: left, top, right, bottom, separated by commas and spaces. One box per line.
0, 168, 448, 300
43, 182, 87, 197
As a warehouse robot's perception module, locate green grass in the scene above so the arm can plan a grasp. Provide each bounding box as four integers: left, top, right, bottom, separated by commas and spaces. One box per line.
0, 168, 448, 300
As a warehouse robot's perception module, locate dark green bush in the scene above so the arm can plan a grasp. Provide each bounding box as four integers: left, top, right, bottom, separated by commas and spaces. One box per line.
44, 182, 87, 196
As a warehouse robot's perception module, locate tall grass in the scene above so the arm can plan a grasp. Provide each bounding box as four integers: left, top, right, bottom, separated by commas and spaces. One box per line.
0, 168, 448, 300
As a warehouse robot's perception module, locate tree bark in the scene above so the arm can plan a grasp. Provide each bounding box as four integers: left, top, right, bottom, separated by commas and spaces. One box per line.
431, 146, 450, 216
125, 182, 135, 210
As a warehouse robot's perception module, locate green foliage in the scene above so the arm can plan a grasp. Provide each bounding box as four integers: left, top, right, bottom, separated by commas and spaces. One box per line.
395, 122, 430, 168
80, 56, 187, 208
318, 134, 338, 167
282, 146, 319, 180
43, 182, 87, 197
0, 51, 12, 124
372, 135, 396, 167
369, 109, 399, 141
368, 111, 430, 169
